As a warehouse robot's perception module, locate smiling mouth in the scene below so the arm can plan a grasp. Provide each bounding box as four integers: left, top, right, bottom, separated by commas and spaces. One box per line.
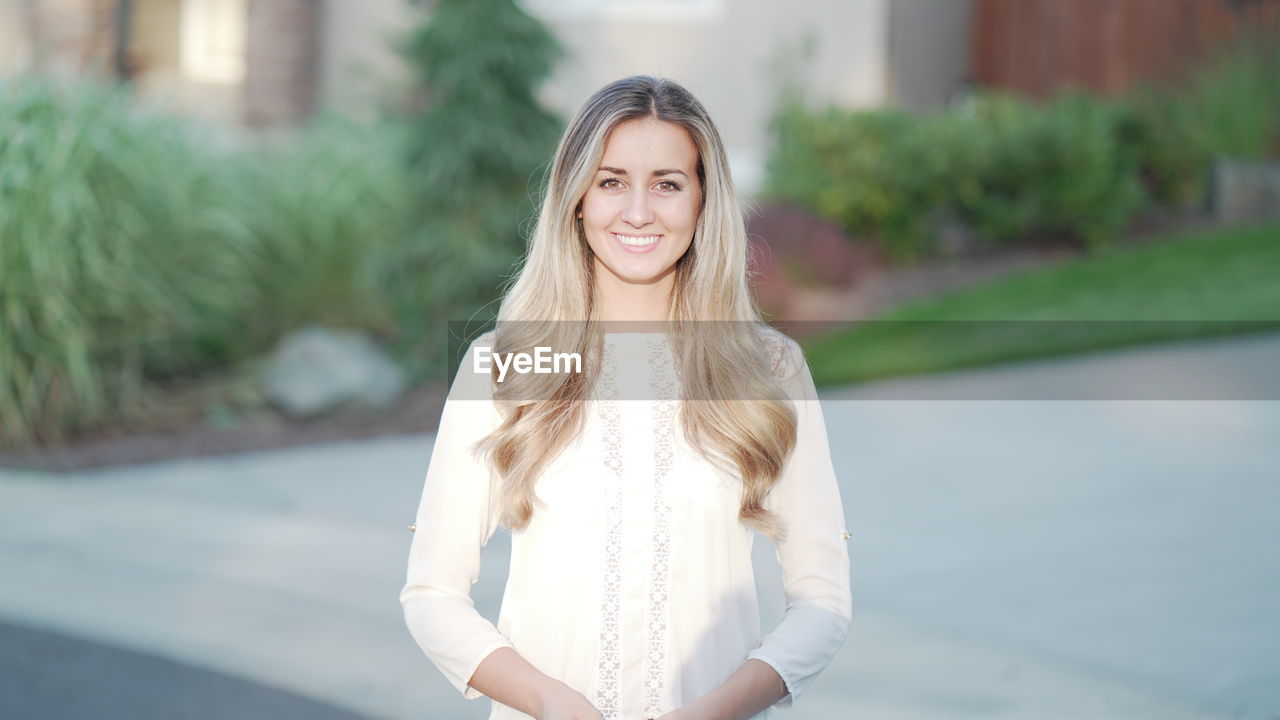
612, 232, 662, 248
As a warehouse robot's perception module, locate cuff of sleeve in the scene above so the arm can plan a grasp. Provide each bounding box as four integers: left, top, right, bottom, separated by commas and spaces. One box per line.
460, 640, 517, 699
746, 604, 850, 708
745, 651, 796, 709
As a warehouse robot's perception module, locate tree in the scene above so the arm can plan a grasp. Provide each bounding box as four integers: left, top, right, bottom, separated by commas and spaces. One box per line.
379, 0, 563, 379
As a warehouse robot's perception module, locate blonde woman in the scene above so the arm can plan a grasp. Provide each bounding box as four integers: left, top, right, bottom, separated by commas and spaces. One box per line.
401, 76, 851, 720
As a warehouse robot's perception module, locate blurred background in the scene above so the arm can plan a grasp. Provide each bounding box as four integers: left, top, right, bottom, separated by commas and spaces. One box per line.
1, 0, 1279, 718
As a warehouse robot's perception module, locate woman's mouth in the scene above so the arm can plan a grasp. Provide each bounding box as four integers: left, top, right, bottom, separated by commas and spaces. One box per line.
612, 232, 662, 253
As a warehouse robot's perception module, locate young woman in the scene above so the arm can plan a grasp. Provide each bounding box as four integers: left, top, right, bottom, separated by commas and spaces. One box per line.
401, 76, 851, 720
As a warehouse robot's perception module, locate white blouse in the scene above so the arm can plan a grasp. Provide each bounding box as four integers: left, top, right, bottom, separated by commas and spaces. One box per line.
400, 329, 851, 720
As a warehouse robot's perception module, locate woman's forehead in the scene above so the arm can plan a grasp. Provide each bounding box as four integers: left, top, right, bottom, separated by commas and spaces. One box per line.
599, 118, 698, 172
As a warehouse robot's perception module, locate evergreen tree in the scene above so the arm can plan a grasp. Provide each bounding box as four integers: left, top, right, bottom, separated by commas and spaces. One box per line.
381, 0, 563, 379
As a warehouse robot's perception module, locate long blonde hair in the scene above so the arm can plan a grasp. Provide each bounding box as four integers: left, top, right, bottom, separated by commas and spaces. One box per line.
476, 75, 798, 540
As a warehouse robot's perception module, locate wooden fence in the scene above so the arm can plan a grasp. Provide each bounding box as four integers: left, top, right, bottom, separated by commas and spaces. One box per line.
973, 0, 1279, 97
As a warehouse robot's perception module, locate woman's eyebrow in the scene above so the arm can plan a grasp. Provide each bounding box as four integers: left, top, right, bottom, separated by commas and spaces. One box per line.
598, 166, 689, 178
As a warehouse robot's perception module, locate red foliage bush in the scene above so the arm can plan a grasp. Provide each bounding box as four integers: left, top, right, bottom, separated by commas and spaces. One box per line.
746, 202, 881, 318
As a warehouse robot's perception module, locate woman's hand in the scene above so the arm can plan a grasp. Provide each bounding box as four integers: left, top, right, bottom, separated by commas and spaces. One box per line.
535, 681, 603, 720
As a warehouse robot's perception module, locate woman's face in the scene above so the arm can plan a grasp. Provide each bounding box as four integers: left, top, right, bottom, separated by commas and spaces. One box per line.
577, 117, 703, 291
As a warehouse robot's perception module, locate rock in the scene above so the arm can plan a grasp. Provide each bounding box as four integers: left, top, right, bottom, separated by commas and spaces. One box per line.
1211, 159, 1280, 224
261, 326, 407, 419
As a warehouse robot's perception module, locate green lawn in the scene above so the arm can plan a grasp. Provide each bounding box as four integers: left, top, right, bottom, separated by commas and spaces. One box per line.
804, 221, 1280, 387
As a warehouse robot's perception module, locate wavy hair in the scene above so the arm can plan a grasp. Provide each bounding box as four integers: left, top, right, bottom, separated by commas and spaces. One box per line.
476, 75, 798, 540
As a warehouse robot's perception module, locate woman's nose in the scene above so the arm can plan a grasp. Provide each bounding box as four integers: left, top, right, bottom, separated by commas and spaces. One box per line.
622, 189, 654, 226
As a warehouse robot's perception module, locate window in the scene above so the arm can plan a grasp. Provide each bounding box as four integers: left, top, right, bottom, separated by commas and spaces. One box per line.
180, 0, 246, 84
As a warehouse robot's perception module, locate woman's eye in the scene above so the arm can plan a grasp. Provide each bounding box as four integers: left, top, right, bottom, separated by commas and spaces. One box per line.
599, 178, 680, 192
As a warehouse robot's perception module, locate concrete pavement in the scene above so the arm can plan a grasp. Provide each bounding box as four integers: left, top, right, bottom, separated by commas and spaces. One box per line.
2, 331, 1278, 719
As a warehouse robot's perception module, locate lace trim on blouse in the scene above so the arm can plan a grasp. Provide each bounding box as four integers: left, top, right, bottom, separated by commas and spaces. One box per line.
592, 333, 788, 718
594, 340, 624, 720
642, 338, 678, 719
592, 337, 681, 719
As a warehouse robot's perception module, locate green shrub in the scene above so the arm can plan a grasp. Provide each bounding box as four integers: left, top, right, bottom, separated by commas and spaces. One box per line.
0, 78, 418, 449
766, 91, 1146, 256
763, 39, 1277, 258
1119, 40, 1278, 210
766, 103, 937, 259
376, 0, 563, 380
235, 114, 409, 350
1119, 88, 1214, 208
1186, 40, 1280, 160
0, 77, 257, 447
958, 91, 1145, 247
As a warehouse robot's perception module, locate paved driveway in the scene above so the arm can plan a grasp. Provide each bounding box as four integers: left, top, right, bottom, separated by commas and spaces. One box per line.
2, 332, 1278, 719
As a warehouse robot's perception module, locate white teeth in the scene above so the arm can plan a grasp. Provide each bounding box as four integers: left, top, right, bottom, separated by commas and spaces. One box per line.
613, 232, 660, 246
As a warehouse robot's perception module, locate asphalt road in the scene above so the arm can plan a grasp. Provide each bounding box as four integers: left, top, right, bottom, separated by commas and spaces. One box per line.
0, 618, 371, 720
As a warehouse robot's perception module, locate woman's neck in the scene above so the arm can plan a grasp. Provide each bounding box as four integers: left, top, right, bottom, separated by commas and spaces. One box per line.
594, 267, 675, 327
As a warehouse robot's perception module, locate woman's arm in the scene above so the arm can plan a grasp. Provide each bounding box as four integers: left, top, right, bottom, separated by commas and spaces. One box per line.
674, 337, 852, 719
659, 658, 787, 720
400, 336, 517, 696
469, 647, 603, 720
743, 339, 853, 708
401, 336, 604, 720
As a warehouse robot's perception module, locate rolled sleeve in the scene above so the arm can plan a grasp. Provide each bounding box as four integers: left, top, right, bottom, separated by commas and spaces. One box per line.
399, 334, 514, 698
747, 338, 853, 707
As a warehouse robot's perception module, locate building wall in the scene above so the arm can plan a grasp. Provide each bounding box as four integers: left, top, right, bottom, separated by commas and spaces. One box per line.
127, 0, 244, 124
317, 0, 417, 118
519, 0, 892, 194
307, 0, 900, 193
131, 0, 182, 74
311, 0, 976, 192
2, 0, 972, 188
243, 0, 316, 126
888, 0, 973, 111
303, 0, 911, 193
1, 0, 116, 77
0, 0, 36, 73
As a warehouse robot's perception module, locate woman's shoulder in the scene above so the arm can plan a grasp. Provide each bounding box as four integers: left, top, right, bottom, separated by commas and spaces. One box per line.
446, 329, 500, 400
465, 329, 498, 351
751, 323, 805, 381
